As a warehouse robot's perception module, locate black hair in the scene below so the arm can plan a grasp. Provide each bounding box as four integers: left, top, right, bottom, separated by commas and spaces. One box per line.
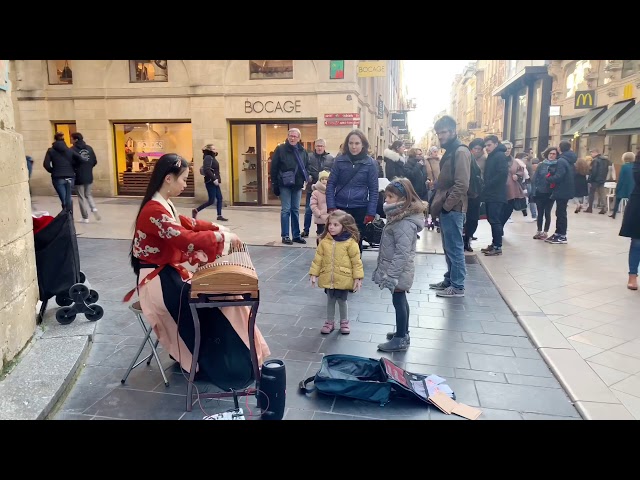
129, 153, 188, 274
542, 146, 559, 159
434, 115, 457, 132
483, 135, 500, 144
469, 138, 485, 149
54, 132, 65, 141
71, 132, 84, 142
390, 140, 404, 152
559, 140, 571, 153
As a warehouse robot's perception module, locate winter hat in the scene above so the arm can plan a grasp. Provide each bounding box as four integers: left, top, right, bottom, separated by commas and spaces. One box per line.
319, 170, 330, 181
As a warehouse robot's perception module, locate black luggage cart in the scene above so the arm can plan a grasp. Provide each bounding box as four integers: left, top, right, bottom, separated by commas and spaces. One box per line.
34, 210, 104, 325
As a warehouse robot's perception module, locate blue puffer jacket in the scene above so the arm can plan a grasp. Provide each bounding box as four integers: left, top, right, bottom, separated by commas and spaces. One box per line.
326, 154, 379, 216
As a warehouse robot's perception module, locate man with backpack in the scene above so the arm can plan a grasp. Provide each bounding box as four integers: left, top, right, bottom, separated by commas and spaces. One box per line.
463, 138, 485, 252
428, 116, 471, 298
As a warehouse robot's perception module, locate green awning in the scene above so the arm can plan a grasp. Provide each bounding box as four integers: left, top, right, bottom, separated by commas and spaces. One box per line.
581, 100, 634, 135
561, 107, 606, 137
605, 101, 640, 136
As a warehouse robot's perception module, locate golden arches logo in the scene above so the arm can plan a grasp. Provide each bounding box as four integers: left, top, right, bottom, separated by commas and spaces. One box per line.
576, 93, 593, 107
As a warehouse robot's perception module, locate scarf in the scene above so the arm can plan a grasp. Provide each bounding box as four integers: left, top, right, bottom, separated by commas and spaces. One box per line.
383, 201, 405, 220
347, 150, 368, 163
332, 230, 353, 242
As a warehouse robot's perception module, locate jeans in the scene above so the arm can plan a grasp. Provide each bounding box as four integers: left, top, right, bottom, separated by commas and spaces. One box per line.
464, 197, 481, 245
500, 200, 515, 227
392, 291, 410, 337
554, 199, 569, 236
343, 206, 367, 252
440, 210, 466, 290
535, 193, 554, 232
629, 239, 640, 275
76, 183, 97, 219
280, 186, 302, 238
196, 182, 223, 216
485, 202, 504, 248
52, 177, 74, 214
304, 191, 313, 233
529, 196, 538, 218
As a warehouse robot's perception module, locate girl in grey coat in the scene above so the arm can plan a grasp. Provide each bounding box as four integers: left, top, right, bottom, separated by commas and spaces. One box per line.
373, 178, 426, 352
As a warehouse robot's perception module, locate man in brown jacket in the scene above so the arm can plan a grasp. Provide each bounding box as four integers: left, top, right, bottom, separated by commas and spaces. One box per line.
428, 116, 471, 298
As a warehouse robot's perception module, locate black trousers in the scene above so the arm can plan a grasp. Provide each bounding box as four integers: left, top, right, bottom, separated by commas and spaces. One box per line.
392, 291, 410, 337
554, 199, 569, 236
485, 202, 505, 248
464, 197, 481, 244
534, 193, 554, 232
342, 206, 367, 252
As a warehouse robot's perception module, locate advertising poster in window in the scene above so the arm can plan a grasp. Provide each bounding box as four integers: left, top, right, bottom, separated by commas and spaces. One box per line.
330, 60, 344, 79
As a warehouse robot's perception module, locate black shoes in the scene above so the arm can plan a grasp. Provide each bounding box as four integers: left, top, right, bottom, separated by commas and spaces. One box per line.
245, 147, 255, 154
464, 243, 473, 252
301, 230, 309, 237
217, 215, 228, 221
378, 336, 409, 352
282, 236, 293, 245
292, 237, 307, 244
192, 208, 198, 219
282, 236, 305, 245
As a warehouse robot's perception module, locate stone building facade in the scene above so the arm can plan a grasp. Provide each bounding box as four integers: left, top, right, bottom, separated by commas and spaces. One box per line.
0, 60, 38, 372
11, 60, 404, 206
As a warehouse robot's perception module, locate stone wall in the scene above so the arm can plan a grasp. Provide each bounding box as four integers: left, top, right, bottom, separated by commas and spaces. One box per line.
0, 61, 38, 371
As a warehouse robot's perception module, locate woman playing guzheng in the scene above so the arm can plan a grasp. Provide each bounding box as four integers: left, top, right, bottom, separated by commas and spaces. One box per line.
124, 153, 270, 388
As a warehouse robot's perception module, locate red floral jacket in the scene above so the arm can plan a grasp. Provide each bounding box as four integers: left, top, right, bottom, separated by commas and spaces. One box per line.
123, 196, 226, 301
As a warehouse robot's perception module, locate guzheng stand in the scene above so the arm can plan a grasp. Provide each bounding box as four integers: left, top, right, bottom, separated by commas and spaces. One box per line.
186, 292, 261, 412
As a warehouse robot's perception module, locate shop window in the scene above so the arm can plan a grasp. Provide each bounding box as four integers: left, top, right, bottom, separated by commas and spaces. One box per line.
129, 60, 168, 82
48, 60, 74, 85
53, 123, 77, 146
249, 60, 293, 80
114, 122, 193, 196
622, 60, 640, 79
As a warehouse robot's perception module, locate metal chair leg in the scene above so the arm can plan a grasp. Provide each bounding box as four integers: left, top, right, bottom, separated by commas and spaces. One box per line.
146, 336, 169, 387
121, 314, 151, 384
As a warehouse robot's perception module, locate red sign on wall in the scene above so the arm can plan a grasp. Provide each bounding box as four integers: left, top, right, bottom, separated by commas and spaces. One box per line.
324, 113, 360, 119
324, 120, 361, 126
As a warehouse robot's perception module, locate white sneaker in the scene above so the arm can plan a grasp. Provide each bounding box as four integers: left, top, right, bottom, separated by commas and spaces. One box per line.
92, 208, 101, 221
80, 218, 89, 224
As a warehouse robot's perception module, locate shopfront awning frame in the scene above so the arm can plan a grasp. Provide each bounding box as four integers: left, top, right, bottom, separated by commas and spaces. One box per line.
581, 100, 634, 135
561, 107, 607, 138
604, 101, 640, 136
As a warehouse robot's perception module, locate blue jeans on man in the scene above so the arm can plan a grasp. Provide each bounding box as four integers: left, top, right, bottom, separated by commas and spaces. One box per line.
52, 177, 74, 214
304, 190, 313, 233
196, 182, 223, 216
439, 210, 466, 290
280, 186, 302, 239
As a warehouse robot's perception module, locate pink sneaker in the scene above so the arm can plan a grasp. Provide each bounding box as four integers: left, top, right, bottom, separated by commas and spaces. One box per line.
339, 320, 350, 335
321, 321, 335, 334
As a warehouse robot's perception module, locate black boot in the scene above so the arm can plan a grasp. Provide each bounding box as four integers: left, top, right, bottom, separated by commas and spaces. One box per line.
378, 335, 409, 352
464, 240, 473, 252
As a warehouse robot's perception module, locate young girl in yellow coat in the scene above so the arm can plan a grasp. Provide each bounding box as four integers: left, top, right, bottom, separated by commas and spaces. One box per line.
309, 210, 364, 335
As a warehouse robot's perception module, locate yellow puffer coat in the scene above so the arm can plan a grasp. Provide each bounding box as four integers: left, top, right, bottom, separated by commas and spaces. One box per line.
309, 235, 364, 290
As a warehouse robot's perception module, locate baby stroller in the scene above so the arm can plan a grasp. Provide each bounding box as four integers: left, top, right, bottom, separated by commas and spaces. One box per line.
34, 209, 103, 325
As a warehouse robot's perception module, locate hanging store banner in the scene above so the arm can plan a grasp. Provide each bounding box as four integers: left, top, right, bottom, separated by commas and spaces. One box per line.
357, 61, 387, 77
391, 112, 407, 128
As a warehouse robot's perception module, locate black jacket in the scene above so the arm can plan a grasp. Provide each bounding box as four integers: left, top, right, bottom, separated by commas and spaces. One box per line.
404, 156, 428, 200
43, 140, 85, 179
547, 157, 575, 200
202, 153, 221, 184
306, 151, 334, 191
589, 155, 609, 184
271, 141, 310, 190
71, 141, 97, 185
481, 143, 509, 203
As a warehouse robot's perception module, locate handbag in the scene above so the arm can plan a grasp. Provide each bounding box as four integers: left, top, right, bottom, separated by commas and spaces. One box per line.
512, 196, 528, 211
279, 165, 298, 187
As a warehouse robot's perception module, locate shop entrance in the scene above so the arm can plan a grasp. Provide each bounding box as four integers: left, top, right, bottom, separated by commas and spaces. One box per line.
230, 121, 317, 206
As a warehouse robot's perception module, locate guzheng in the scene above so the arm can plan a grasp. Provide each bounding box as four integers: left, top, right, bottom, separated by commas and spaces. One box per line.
190, 243, 258, 298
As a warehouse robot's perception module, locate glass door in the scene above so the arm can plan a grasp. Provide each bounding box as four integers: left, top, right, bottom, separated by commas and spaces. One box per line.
231, 124, 258, 205
260, 123, 289, 205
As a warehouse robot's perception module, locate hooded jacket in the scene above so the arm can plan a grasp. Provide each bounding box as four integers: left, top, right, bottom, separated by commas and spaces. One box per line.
372, 200, 425, 292
383, 148, 405, 181
43, 140, 85, 179
481, 143, 509, 203
71, 140, 98, 185
202, 151, 221, 184
310, 180, 328, 224
429, 137, 471, 217
309, 234, 364, 291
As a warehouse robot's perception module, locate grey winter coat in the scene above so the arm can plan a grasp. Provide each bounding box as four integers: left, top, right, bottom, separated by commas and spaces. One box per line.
372, 201, 425, 292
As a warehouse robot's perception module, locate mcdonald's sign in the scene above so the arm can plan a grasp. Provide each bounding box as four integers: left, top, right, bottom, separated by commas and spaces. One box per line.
575, 90, 595, 109
623, 84, 633, 100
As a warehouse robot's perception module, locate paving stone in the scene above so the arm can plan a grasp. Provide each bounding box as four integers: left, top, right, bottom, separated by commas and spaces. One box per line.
468, 353, 553, 377
475, 382, 579, 417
